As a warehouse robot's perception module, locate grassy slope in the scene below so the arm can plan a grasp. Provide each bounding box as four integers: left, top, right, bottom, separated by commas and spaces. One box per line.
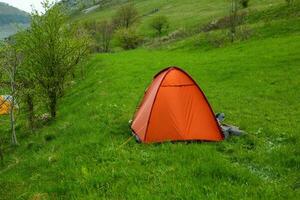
72, 0, 279, 36
1, 1, 300, 200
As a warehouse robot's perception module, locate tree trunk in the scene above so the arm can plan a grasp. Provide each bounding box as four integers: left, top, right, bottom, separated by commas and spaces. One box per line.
49, 92, 57, 119
230, 0, 238, 43
26, 94, 34, 130
10, 56, 18, 146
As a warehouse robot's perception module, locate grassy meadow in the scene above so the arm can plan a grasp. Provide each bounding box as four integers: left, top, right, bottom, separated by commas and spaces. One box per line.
0, 0, 299, 199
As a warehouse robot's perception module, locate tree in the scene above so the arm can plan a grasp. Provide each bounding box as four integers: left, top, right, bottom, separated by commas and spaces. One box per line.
113, 4, 139, 29
0, 41, 21, 146
10, 32, 37, 131
96, 20, 114, 52
21, 1, 90, 119
150, 15, 169, 37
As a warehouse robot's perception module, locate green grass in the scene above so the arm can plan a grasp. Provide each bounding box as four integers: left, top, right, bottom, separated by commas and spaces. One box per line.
1, 1, 300, 199
1, 30, 300, 200
73, 0, 281, 37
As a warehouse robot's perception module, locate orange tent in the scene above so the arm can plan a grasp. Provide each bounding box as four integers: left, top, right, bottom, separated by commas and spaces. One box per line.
131, 67, 224, 143
0, 95, 11, 115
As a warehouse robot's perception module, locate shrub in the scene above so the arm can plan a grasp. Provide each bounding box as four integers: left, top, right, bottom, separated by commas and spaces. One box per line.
115, 28, 142, 50
150, 15, 169, 36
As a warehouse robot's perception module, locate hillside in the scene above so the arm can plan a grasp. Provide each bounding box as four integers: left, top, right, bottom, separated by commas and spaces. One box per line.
0, 0, 299, 199
0, 2, 30, 39
71, 0, 283, 37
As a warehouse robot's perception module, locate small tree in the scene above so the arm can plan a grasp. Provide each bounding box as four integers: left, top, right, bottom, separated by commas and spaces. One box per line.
0, 42, 21, 146
150, 15, 169, 37
96, 20, 114, 52
113, 4, 139, 29
21, 1, 90, 119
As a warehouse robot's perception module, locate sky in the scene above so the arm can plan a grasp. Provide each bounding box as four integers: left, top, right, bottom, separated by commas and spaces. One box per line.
0, 0, 57, 13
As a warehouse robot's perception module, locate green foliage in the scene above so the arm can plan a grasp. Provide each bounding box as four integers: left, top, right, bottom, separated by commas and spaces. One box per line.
240, 0, 250, 8
20, 2, 90, 119
285, 0, 294, 5
150, 15, 169, 36
115, 28, 142, 49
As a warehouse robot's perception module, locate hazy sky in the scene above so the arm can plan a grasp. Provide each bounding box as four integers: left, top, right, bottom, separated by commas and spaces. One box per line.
0, 0, 57, 13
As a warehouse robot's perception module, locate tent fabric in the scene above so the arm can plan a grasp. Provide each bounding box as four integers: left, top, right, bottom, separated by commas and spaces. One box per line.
0, 95, 12, 115
131, 67, 224, 143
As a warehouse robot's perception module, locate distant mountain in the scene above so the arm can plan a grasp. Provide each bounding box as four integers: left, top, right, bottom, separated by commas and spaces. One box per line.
0, 2, 30, 39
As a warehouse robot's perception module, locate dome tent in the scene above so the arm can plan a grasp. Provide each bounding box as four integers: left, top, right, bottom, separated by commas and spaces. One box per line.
131, 67, 224, 143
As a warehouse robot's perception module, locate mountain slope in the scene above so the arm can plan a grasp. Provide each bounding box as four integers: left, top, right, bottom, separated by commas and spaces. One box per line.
0, 2, 30, 39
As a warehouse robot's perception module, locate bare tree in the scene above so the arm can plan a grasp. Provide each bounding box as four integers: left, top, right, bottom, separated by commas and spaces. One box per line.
0, 42, 20, 146
113, 3, 139, 29
99, 20, 114, 52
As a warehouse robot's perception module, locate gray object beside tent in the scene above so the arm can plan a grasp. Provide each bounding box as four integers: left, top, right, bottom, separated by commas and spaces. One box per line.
216, 113, 245, 139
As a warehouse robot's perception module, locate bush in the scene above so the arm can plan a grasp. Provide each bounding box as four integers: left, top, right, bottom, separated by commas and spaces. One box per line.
115, 28, 142, 50
150, 15, 169, 36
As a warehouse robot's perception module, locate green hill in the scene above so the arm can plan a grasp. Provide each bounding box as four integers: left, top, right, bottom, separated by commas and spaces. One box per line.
0, 0, 299, 199
71, 0, 283, 36
0, 2, 30, 39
